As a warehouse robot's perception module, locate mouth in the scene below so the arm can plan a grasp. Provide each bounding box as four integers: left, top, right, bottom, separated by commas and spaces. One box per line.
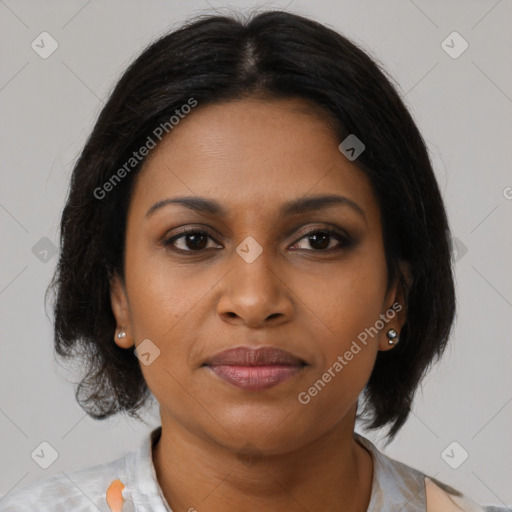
202, 346, 307, 391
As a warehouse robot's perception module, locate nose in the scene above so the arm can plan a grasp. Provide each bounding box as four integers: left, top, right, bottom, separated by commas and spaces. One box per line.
216, 245, 294, 328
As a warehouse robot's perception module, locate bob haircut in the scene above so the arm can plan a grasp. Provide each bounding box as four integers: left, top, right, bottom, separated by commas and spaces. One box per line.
46, 9, 456, 442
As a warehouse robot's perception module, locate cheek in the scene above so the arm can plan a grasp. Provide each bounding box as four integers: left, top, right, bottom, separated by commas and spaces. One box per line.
296, 281, 383, 425
124, 245, 231, 389
304, 247, 389, 345
125, 243, 206, 337
296, 247, 387, 402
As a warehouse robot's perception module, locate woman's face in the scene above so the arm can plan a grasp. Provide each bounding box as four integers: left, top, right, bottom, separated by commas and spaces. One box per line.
111, 97, 405, 455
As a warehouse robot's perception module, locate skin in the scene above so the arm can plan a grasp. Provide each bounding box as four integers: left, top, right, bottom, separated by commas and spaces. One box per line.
110, 97, 409, 512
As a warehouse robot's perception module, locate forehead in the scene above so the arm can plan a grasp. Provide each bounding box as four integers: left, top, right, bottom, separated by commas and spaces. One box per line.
128, 97, 377, 221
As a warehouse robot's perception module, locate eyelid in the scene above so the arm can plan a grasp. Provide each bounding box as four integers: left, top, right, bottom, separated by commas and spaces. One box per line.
165, 224, 222, 241
292, 223, 349, 241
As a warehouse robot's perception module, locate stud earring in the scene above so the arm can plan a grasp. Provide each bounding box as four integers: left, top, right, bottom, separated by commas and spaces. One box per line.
116, 330, 127, 340
386, 328, 399, 345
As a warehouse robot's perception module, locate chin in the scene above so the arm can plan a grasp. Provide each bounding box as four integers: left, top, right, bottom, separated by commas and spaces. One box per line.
209, 412, 314, 454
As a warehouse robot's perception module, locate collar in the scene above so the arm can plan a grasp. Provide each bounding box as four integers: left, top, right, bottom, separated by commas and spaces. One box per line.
119, 426, 426, 511
355, 432, 426, 511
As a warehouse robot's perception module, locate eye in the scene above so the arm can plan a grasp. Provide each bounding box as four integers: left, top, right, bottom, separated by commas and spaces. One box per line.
289, 228, 350, 252
163, 229, 221, 252
162, 226, 351, 254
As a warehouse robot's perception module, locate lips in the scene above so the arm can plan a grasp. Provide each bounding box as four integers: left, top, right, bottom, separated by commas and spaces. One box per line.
203, 346, 307, 391
204, 346, 306, 366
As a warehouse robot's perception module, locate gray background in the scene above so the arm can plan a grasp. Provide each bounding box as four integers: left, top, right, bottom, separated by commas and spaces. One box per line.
1, 0, 511, 507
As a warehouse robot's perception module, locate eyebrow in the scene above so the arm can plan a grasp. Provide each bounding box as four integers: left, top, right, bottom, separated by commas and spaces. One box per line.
145, 194, 366, 222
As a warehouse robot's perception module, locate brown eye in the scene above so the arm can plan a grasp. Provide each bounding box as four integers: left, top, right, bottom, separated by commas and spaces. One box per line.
164, 230, 220, 252
290, 229, 350, 252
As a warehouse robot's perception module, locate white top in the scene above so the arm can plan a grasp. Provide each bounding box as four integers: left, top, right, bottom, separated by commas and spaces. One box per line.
0, 426, 509, 511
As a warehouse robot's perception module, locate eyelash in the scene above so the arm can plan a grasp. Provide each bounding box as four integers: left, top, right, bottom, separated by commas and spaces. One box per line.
162, 226, 351, 254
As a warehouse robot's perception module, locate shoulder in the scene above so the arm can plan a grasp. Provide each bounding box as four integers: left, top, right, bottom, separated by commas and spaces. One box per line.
0, 454, 127, 512
425, 477, 512, 512
355, 432, 511, 512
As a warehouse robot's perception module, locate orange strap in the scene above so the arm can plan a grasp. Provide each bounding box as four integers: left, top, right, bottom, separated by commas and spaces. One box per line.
106, 479, 125, 512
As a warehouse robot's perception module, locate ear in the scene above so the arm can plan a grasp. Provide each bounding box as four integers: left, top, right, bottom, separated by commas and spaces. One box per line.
110, 272, 134, 349
378, 261, 412, 352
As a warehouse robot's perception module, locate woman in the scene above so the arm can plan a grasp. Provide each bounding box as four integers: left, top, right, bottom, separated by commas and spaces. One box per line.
1, 10, 509, 512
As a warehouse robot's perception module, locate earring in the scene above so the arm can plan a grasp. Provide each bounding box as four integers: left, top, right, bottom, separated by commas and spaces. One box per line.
116, 330, 127, 340
386, 328, 399, 345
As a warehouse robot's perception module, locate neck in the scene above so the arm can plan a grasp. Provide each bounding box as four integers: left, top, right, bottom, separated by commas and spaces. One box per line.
152, 406, 374, 512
